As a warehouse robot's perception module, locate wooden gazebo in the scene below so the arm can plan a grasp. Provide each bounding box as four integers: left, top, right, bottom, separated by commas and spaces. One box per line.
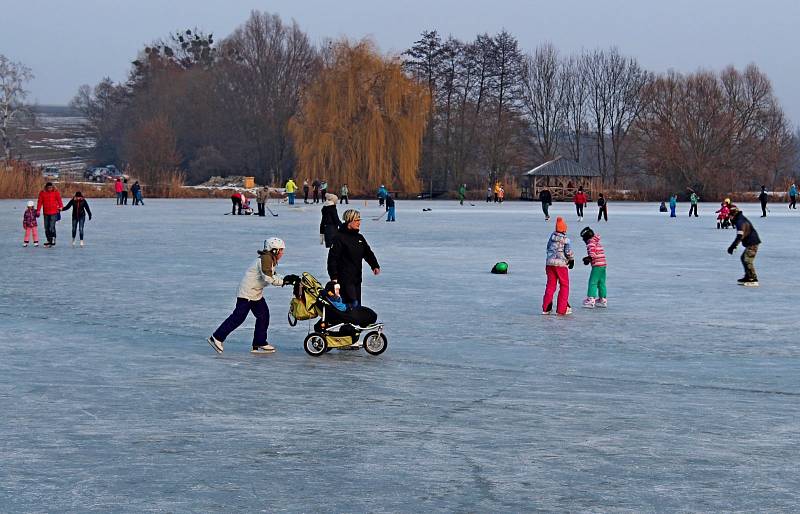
520, 156, 602, 200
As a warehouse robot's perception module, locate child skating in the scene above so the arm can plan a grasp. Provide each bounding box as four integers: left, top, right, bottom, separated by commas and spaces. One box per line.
542, 217, 574, 316
207, 238, 299, 354
715, 199, 731, 229
22, 201, 39, 247
579, 227, 607, 308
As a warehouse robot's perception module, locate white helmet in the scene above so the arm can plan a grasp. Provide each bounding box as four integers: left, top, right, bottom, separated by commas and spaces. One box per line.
264, 237, 285, 252
27, 201, 35, 208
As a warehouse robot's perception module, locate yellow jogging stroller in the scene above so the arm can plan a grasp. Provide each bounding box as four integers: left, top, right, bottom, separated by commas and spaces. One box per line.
288, 272, 387, 357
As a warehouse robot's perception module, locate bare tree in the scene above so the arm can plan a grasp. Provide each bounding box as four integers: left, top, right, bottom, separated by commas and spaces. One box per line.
217, 11, 318, 183
521, 43, 567, 161
562, 55, 589, 163
0, 55, 34, 161
486, 30, 524, 181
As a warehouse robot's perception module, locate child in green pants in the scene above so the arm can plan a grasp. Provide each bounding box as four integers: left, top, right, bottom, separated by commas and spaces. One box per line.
580, 227, 607, 308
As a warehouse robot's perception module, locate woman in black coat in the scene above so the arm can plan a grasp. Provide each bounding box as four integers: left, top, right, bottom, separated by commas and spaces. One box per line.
320, 194, 342, 248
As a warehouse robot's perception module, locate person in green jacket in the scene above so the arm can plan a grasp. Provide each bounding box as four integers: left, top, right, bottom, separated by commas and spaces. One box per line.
689, 191, 699, 217
340, 184, 349, 204
457, 184, 467, 205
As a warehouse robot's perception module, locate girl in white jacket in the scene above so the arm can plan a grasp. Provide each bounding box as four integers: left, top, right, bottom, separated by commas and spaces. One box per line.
207, 238, 298, 354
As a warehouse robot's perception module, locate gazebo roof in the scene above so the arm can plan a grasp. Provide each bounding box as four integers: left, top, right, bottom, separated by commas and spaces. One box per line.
523, 156, 601, 178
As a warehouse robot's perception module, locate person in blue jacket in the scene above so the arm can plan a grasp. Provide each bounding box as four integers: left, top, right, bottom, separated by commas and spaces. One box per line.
377, 184, 388, 207
788, 183, 797, 209
668, 194, 677, 218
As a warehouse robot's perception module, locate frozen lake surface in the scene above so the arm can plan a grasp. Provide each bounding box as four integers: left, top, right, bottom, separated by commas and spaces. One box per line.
1, 198, 798, 512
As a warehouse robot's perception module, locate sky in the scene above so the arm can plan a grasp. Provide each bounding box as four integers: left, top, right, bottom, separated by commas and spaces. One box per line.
2, 0, 799, 124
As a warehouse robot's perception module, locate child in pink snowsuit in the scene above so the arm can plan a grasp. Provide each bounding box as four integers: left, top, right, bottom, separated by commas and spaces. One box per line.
22, 201, 39, 247
542, 217, 575, 315
715, 201, 731, 229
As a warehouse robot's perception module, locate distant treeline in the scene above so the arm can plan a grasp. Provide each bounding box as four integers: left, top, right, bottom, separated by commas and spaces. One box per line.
72, 11, 798, 197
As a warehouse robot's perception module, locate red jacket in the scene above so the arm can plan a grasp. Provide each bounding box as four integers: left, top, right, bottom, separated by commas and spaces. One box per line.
115, 180, 123, 193
37, 189, 63, 215
574, 192, 587, 205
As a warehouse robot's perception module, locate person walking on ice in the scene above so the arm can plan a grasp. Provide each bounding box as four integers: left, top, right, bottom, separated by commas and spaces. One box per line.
726, 206, 761, 286
458, 183, 467, 205
574, 187, 587, 221
385, 193, 396, 221
689, 191, 699, 217
579, 227, 607, 309
758, 185, 768, 217
285, 178, 298, 205
539, 187, 552, 221
542, 217, 574, 316
668, 194, 677, 218
61, 191, 92, 246
22, 201, 39, 247
37, 181, 63, 247
327, 209, 381, 308
788, 183, 796, 209
207, 238, 299, 354
597, 193, 608, 221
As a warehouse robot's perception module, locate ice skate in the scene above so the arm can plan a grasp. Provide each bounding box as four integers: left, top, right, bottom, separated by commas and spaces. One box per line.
582, 297, 595, 309
736, 276, 748, 283
71, 238, 76, 246
557, 307, 573, 316
33, 241, 39, 247
23, 241, 28, 247
80, 240, 85, 247
207, 336, 223, 354
251, 343, 276, 354
596, 298, 608, 308
741, 279, 759, 287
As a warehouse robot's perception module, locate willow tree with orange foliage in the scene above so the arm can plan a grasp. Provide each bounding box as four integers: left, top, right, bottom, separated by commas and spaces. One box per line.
290, 40, 430, 194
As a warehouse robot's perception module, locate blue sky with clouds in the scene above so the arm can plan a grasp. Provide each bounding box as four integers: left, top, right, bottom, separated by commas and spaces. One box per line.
2, 0, 798, 123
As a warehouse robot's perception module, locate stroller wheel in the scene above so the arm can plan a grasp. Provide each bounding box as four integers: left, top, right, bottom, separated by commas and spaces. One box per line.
304, 332, 327, 357
363, 331, 388, 356
288, 312, 297, 327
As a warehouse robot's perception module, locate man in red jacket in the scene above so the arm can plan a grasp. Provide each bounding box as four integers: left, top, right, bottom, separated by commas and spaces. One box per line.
37, 182, 63, 247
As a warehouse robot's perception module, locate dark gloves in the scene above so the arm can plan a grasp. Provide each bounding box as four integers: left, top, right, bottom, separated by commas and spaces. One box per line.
583, 256, 591, 266
727, 245, 736, 255
282, 274, 300, 286
567, 259, 575, 269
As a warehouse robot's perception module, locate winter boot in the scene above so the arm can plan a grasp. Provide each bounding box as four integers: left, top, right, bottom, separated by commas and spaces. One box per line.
582, 297, 595, 309
596, 298, 608, 308
207, 336, 224, 354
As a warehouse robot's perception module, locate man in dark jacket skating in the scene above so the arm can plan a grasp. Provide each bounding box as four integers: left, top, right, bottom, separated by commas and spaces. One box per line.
758, 186, 768, 217
327, 209, 381, 307
539, 187, 553, 221
727, 205, 761, 286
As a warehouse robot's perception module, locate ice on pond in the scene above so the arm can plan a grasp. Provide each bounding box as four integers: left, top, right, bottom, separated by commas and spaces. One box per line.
1, 199, 798, 511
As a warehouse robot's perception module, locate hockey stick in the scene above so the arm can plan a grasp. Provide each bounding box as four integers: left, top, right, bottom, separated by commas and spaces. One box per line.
372, 211, 388, 221
265, 205, 279, 217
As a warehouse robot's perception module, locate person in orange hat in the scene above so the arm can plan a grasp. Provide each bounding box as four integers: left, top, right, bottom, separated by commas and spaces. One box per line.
542, 217, 574, 315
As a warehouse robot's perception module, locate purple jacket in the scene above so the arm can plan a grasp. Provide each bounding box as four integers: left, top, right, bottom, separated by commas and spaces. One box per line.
23, 208, 38, 228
